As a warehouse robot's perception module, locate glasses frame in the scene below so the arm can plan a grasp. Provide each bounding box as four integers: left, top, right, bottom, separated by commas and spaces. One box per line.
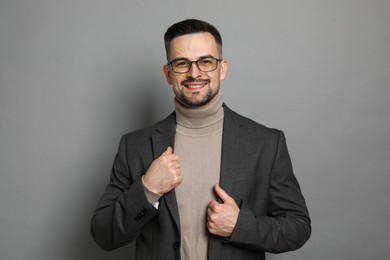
167, 56, 222, 74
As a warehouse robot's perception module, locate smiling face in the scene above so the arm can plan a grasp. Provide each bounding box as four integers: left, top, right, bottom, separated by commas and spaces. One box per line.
163, 32, 228, 107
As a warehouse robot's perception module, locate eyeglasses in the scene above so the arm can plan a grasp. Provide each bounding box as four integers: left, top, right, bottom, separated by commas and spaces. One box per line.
168, 56, 222, 73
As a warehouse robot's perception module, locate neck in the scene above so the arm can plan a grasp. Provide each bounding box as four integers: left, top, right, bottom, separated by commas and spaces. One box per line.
174, 92, 224, 129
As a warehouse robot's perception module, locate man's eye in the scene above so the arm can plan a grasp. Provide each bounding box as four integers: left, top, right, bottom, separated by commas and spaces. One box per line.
175, 61, 189, 67
199, 59, 212, 64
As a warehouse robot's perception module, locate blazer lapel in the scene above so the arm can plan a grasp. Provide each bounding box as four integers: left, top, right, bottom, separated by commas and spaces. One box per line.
209, 105, 247, 256
150, 106, 246, 232
151, 113, 181, 232
219, 105, 246, 197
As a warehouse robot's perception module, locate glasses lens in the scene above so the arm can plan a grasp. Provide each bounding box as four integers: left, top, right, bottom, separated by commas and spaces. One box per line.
172, 59, 191, 73
197, 58, 217, 72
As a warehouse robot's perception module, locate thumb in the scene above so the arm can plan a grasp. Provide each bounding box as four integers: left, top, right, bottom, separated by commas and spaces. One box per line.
162, 146, 173, 156
214, 184, 233, 203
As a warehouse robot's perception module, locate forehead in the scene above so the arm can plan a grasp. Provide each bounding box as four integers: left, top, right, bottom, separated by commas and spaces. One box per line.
169, 32, 219, 60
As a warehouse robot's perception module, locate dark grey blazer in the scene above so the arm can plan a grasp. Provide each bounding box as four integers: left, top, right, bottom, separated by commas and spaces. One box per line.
91, 105, 311, 260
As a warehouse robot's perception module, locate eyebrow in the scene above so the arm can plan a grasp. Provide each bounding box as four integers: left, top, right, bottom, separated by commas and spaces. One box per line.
170, 55, 217, 62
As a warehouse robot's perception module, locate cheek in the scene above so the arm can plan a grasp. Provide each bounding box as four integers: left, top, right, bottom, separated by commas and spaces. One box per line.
171, 79, 184, 93
172, 76, 185, 86
171, 79, 179, 88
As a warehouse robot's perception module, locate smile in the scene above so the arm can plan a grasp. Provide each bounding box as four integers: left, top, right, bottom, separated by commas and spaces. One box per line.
184, 83, 207, 89
182, 78, 210, 90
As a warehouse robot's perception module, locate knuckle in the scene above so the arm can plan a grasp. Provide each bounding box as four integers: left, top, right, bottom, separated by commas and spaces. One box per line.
173, 175, 181, 185
207, 220, 213, 227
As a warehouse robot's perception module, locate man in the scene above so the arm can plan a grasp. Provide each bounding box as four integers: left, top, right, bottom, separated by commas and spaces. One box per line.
90, 19, 311, 259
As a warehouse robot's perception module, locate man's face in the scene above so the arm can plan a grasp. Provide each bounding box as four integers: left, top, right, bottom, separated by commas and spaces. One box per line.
163, 32, 228, 107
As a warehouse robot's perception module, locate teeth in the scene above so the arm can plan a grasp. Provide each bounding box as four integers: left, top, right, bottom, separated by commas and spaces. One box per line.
186, 84, 205, 89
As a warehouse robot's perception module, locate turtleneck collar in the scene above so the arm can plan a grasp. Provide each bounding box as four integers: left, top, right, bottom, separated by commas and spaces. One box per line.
174, 91, 224, 129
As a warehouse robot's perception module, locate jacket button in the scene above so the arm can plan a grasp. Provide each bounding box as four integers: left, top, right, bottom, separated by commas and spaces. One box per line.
134, 210, 146, 221
173, 242, 180, 249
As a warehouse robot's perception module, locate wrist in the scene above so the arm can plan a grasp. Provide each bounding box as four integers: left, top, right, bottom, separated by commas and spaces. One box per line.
142, 175, 163, 195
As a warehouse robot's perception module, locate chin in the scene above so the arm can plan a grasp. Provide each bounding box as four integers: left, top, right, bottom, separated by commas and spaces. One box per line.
178, 88, 217, 107
183, 97, 211, 107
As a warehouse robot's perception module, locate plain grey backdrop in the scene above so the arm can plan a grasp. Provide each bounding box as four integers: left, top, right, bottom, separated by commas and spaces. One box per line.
1, 0, 389, 259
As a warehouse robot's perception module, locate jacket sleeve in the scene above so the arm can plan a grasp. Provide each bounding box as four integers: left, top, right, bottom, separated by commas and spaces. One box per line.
227, 131, 311, 253
90, 135, 158, 251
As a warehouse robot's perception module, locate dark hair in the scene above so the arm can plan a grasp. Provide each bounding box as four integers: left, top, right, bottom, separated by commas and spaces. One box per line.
164, 19, 222, 61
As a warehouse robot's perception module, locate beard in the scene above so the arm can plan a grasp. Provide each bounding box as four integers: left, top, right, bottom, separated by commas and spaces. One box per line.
176, 78, 219, 107
177, 84, 219, 107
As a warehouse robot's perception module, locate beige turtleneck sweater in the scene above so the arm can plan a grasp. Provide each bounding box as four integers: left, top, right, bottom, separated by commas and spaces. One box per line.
174, 92, 224, 259
142, 92, 224, 259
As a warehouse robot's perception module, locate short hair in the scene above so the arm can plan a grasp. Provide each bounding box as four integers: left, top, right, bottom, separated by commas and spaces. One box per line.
164, 19, 223, 61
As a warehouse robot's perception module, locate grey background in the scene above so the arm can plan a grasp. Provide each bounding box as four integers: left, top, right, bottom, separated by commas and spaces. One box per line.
1, 0, 389, 259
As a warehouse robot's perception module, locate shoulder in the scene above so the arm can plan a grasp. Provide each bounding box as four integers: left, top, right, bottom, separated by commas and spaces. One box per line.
120, 112, 176, 144
223, 104, 282, 137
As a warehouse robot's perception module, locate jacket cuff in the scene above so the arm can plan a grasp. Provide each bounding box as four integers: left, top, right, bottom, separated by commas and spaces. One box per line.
142, 175, 163, 208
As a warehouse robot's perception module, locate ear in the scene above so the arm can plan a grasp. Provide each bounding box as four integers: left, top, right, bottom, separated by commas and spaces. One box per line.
163, 64, 173, 85
219, 59, 228, 80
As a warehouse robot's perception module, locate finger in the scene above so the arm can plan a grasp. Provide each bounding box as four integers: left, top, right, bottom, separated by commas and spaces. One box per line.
207, 207, 212, 216
175, 169, 181, 177
214, 184, 233, 203
208, 200, 221, 212
207, 219, 214, 229
162, 146, 173, 156
175, 172, 183, 185
168, 154, 180, 162
208, 200, 217, 208
163, 148, 180, 162
171, 161, 180, 169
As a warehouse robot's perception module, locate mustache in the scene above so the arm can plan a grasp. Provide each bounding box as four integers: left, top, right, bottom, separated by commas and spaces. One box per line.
181, 78, 210, 85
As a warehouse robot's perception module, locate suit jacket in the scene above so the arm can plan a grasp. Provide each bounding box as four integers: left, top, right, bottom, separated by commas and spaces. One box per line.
91, 105, 311, 260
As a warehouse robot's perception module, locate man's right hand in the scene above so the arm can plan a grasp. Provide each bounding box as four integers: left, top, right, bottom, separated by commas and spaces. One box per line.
143, 146, 182, 194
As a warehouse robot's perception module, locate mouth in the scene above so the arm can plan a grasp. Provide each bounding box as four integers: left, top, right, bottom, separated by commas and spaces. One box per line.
184, 82, 207, 90
182, 79, 209, 90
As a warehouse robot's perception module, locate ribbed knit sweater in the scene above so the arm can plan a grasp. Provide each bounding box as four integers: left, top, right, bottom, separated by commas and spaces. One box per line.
174, 92, 224, 259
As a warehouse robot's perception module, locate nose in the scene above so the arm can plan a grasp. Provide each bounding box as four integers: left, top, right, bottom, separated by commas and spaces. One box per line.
187, 61, 202, 78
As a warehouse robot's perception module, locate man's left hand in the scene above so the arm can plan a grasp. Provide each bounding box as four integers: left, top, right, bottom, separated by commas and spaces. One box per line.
207, 184, 240, 237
